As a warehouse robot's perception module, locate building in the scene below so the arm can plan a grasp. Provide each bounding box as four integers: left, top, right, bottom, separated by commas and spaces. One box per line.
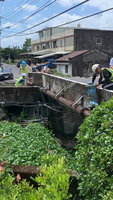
74, 28, 113, 54
31, 27, 75, 63
56, 49, 110, 77
21, 27, 113, 66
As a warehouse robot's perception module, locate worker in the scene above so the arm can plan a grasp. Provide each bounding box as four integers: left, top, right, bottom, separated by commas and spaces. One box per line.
15, 73, 32, 87
19, 61, 28, 74
92, 64, 113, 89
42, 66, 50, 73
109, 57, 113, 69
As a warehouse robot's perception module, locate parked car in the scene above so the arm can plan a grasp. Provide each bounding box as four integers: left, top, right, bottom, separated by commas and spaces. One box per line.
0, 65, 13, 81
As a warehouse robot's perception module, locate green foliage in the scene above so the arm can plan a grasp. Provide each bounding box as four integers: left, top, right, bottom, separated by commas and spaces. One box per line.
0, 154, 71, 200
15, 109, 29, 122
4, 59, 12, 64
103, 190, 113, 200
0, 166, 39, 200
2, 47, 21, 62
75, 97, 113, 200
51, 69, 70, 77
33, 154, 72, 200
0, 122, 75, 168
22, 38, 31, 52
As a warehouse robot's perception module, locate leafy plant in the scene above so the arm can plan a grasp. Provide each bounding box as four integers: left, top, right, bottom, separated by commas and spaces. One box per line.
0, 122, 75, 168
0, 165, 39, 200
75, 97, 113, 200
103, 190, 113, 200
0, 154, 72, 200
51, 69, 70, 77
33, 153, 72, 200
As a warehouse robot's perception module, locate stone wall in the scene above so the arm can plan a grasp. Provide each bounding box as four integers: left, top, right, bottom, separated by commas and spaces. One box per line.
0, 86, 42, 104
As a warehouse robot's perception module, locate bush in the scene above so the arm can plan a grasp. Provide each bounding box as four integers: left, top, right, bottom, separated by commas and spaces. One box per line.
4, 59, 12, 64
0, 122, 75, 168
75, 97, 113, 200
103, 190, 113, 200
0, 154, 71, 200
33, 154, 72, 200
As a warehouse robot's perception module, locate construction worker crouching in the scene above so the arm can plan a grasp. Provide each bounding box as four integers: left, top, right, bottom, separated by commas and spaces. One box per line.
92, 64, 113, 90
19, 61, 28, 74
15, 73, 32, 87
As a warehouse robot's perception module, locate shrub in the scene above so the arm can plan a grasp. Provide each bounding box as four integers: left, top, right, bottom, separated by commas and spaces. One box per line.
0, 154, 71, 200
103, 190, 113, 200
75, 97, 113, 200
33, 154, 72, 200
0, 122, 75, 168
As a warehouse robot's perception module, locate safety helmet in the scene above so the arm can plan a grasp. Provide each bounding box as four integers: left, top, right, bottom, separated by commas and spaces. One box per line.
22, 61, 26, 66
92, 64, 100, 73
22, 73, 27, 77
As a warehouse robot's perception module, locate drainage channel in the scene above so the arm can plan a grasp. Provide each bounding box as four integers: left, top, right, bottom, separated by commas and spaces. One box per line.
0, 101, 83, 199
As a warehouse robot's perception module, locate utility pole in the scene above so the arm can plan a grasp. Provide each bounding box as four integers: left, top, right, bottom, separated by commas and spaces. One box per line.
0, 0, 5, 66
0, 16, 2, 66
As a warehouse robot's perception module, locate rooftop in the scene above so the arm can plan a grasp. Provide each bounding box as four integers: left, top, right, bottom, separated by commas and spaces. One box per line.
56, 50, 88, 62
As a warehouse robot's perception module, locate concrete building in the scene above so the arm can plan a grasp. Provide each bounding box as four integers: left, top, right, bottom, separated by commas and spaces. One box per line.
74, 28, 113, 54
56, 49, 110, 77
20, 27, 113, 66
31, 27, 75, 62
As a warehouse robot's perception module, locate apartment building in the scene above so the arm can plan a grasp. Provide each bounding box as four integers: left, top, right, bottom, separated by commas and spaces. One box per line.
31, 27, 75, 60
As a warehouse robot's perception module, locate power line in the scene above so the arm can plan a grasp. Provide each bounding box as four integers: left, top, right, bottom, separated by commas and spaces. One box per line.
6, 5, 113, 38
1, 0, 56, 37
2, 0, 57, 32
2, 0, 35, 19
6, 0, 41, 21
2, 0, 89, 38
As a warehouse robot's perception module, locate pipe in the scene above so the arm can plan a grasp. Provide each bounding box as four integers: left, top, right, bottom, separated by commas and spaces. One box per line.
41, 89, 90, 117
12, 164, 76, 178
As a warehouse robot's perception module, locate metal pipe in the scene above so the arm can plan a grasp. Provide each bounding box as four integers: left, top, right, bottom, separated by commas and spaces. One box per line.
42, 89, 90, 117
11, 164, 76, 178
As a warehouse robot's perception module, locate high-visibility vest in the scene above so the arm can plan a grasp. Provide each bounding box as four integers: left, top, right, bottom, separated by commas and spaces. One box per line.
15, 76, 24, 87
101, 68, 113, 82
20, 64, 28, 74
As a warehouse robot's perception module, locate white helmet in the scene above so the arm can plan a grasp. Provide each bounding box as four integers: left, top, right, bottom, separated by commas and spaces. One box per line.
92, 64, 100, 73
22, 73, 27, 77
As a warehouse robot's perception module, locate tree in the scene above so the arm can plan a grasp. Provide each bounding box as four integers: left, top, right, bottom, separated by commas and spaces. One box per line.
1, 46, 22, 63
22, 38, 31, 52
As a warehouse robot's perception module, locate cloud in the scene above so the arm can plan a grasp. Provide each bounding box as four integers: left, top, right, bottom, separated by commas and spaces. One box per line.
57, 0, 83, 7
45, 10, 113, 30
87, 0, 113, 10
57, 0, 113, 11
21, 4, 37, 12
1, 36, 25, 48
2, 22, 13, 29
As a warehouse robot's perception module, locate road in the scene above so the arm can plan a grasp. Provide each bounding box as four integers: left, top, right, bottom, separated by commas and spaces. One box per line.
0, 64, 20, 86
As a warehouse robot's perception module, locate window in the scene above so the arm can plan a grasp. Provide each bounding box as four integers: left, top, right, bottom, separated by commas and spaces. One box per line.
50, 29, 52, 36
53, 41, 57, 48
65, 65, 68, 73
96, 38, 102, 44
46, 30, 50, 37
40, 32, 43, 38
60, 40, 62, 47
41, 43, 46, 50
47, 42, 51, 49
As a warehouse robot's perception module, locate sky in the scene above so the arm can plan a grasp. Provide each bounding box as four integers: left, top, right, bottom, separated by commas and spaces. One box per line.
0, 0, 113, 48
